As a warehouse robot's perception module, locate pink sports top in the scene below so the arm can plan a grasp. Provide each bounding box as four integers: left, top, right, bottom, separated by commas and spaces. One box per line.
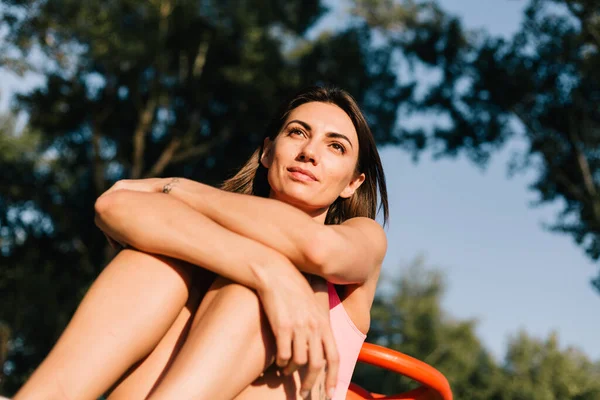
327, 281, 366, 400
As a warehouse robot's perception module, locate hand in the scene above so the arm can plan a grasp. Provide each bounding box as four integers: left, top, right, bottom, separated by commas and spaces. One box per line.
99, 178, 167, 200
256, 265, 339, 399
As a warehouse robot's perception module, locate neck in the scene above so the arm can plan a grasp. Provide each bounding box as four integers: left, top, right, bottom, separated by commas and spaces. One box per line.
305, 207, 329, 224
268, 191, 329, 224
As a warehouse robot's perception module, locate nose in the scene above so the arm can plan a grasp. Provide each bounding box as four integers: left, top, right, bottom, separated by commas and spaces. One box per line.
297, 144, 318, 164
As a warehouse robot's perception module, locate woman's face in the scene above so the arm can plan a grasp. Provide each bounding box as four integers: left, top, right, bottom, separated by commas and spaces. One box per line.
261, 101, 365, 219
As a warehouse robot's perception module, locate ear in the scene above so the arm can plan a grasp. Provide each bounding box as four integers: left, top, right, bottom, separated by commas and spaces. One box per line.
260, 137, 274, 168
339, 172, 366, 199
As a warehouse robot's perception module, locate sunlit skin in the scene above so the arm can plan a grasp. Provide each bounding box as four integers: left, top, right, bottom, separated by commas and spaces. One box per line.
262, 102, 366, 223
13, 100, 386, 400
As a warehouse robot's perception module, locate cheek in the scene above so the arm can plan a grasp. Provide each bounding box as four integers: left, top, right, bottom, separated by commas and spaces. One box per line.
270, 142, 296, 166
322, 166, 355, 193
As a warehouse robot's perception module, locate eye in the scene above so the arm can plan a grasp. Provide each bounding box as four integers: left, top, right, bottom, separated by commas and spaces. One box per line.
331, 142, 346, 154
288, 128, 305, 137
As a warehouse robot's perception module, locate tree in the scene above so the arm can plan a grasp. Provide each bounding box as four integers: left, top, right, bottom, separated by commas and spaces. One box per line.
352, 258, 600, 400
0, 0, 410, 392
351, 0, 600, 290
352, 257, 505, 399
2, 0, 600, 393
501, 332, 600, 400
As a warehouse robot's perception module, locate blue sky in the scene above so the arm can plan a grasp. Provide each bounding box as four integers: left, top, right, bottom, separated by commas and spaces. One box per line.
371, 0, 600, 360
311, 0, 600, 360
1, 0, 598, 362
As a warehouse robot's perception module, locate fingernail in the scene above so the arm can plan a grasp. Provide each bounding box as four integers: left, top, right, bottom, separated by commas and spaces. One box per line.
299, 390, 309, 399
328, 387, 335, 398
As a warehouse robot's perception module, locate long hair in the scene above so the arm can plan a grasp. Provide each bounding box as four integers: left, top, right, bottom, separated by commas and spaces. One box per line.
220, 85, 389, 226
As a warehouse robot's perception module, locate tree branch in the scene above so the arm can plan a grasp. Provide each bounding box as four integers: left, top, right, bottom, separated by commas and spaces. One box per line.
143, 136, 182, 178
553, 168, 586, 203
143, 124, 233, 178
170, 138, 222, 164
192, 39, 211, 79
566, 2, 600, 49
568, 112, 597, 199
0, 322, 9, 386
91, 124, 105, 195
130, 96, 158, 179
131, 0, 174, 179
513, 104, 599, 208
171, 125, 233, 164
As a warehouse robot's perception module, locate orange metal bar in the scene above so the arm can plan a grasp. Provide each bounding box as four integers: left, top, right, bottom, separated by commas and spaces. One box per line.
346, 343, 453, 400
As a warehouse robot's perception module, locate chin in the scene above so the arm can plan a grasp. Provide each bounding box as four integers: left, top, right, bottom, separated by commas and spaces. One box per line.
271, 186, 322, 208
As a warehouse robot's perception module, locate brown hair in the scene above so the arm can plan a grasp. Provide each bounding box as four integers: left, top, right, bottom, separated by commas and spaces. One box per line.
221, 85, 389, 226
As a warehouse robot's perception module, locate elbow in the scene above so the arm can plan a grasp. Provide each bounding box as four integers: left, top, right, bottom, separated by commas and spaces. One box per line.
94, 193, 111, 223
305, 228, 370, 284
94, 191, 128, 225
304, 228, 337, 279
94, 193, 111, 216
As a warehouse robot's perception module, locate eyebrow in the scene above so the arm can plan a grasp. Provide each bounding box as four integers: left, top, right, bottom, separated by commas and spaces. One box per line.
285, 119, 354, 149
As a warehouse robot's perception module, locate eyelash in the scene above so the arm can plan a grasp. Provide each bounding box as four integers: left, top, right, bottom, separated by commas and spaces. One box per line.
331, 142, 346, 154
288, 128, 346, 154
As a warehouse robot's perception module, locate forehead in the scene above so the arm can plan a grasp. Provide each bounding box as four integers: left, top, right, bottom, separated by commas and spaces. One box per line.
285, 102, 357, 141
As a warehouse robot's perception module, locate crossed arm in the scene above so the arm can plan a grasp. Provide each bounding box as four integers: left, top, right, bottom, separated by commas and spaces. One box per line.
95, 186, 345, 395
96, 177, 387, 285
94, 177, 386, 396
95, 189, 288, 291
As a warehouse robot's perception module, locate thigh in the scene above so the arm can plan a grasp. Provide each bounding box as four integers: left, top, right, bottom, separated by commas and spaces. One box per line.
145, 274, 329, 400
14, 249, 203, 400
234, 364, 328, 400
234, 276, 330, 400
107, 267, 216, 400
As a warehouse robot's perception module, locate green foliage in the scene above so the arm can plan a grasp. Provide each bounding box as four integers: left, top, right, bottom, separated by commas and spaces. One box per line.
0, 0, 410, 392
353, 0, 600, 288
352, 258, 600, 400
353, 258, 505, 399
502, 332, 600, 399
2, 0, 600, 394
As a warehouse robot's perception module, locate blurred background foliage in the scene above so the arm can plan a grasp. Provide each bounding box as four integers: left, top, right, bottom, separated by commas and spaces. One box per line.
1, 0, 599, 396
353, 258, 600, 399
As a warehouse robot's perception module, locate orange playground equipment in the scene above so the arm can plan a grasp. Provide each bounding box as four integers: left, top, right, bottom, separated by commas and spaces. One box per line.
347, 343, 453, 400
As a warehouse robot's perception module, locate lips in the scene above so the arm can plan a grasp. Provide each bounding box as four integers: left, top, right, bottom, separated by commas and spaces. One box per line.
287, 166, 317, 181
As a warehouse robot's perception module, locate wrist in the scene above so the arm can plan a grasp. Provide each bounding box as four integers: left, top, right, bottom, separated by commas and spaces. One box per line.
160, 177, 181, 194
252, 252, 303, 295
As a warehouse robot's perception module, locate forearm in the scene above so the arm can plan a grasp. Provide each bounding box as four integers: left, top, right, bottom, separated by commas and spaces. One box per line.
94, 190, 300, 291
166, 179, 325, 275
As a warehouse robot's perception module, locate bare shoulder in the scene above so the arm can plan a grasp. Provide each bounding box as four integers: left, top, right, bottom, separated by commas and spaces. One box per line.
339, 217, 388, 264
341, 217, 386, 240
333, 218, 386, 334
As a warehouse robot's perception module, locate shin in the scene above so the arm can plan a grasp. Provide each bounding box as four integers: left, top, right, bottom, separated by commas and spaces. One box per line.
14, 249, 197, 400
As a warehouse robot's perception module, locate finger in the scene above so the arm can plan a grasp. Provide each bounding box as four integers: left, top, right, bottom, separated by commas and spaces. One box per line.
282, 360, 298, 377
284, 329, 308, 376
291, 329, 308, 368
299, 332, 325, 398
322, 326, 339, 399
275, 327, 293, 368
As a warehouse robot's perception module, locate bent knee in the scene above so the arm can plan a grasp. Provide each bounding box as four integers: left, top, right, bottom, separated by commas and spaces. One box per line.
112, 248, 196, 289
210, 276, 258, 298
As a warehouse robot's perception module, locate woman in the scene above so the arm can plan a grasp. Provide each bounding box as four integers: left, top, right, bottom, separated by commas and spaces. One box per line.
14, 85, 388, 400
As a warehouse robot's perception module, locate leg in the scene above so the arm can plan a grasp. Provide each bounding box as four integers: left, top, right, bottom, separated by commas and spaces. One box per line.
106, 269, 215, 400
105, 288, 200, 400
14, 249, 199, 400
147, 277, 276, 399
148, 276, 330, 400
